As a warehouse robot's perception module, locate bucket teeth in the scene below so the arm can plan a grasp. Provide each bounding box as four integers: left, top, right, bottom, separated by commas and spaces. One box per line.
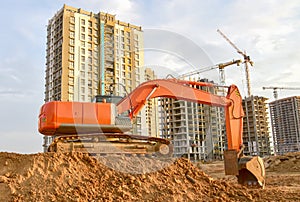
238, 156, 266, 188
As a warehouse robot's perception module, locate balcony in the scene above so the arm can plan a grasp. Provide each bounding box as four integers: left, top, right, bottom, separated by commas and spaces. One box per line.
105, 56, 114, 62
105, 64, 114, 70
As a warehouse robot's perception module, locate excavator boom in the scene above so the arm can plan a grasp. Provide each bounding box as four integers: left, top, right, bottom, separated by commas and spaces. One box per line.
117, 79, 243, 151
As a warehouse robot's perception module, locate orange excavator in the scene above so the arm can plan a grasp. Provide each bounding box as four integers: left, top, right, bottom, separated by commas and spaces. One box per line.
38, 78, 265, 188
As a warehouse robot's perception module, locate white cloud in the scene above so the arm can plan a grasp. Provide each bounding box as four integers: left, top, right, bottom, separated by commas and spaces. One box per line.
134, 0, 300, 98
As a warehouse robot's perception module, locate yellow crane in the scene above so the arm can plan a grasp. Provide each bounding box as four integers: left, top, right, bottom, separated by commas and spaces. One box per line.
217, 29, 253, 97
262, 86, 300, 100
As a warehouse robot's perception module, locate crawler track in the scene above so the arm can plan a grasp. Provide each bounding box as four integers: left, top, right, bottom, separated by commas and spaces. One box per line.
48, 133, 173, 157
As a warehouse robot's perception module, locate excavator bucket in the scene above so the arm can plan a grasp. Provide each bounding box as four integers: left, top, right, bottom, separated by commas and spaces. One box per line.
224, 150, 265, 188
237, 156, 266, 188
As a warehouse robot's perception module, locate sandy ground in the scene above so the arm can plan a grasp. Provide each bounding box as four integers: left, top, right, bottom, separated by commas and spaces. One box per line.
199, 152, 300, 202
0, 151, 299, 201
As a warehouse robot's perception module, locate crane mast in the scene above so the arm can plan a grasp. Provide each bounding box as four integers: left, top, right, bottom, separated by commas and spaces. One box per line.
217, 29, 253, 97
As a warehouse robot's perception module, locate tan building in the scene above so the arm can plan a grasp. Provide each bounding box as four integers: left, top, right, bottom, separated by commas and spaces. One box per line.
269, 96, 300, 154
242, 96, 272, 156
43, 5, 146, 150
45, 4, 144, 102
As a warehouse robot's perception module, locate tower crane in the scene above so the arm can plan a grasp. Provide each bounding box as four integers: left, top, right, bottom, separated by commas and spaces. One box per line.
262, 86, 300, 100
217, 29, 254, 97
178, 59, 242, 86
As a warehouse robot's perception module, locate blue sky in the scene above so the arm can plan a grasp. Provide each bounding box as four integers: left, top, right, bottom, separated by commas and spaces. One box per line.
0, 0, 299, 153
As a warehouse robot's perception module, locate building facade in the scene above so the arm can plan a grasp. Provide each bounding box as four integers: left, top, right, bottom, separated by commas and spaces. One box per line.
242, 96, 272, 157
269, 96, 300, 154
45, 4, 144, 102
160, 78, 225, 161
43, 5, 147, 150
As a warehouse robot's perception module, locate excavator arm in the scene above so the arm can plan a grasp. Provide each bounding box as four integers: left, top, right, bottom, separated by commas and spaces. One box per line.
117, 78, 265, 188
117, 79, 243, 151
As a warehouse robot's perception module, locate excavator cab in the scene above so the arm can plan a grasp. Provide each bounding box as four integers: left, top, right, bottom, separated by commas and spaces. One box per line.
93, 95, 132, 128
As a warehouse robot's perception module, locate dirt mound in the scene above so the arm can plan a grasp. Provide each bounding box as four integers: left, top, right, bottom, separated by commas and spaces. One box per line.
2, 152, 300, 202
264, 152, 300, 172
0, 152, 255, 202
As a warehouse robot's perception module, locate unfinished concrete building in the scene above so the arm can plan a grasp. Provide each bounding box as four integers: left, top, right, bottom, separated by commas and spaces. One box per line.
242, 96, 272, 157
269, 96, 300, 155
160, 79, 225, 161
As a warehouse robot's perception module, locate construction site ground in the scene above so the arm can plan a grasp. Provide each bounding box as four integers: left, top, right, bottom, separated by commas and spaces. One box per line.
0, 151, 299, 201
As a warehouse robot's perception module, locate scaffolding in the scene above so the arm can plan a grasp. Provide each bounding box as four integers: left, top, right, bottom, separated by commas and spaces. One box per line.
269, 96, 300, 155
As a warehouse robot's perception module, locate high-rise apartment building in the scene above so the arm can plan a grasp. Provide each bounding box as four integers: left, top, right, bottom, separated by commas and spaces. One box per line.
43, 5, 146, 150
160, 78, 225, 161
242, 96, 272, 157
45, 4, 144, 102
269, 96, 300, 154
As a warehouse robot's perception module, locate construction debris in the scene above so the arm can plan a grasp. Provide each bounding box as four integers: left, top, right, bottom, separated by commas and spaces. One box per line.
264, 152, 300, 172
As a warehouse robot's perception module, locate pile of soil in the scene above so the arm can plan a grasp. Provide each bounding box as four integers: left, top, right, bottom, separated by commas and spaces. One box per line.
1, 152, 300, 201
264, 152, 300, 172
0, 152, 251, 201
